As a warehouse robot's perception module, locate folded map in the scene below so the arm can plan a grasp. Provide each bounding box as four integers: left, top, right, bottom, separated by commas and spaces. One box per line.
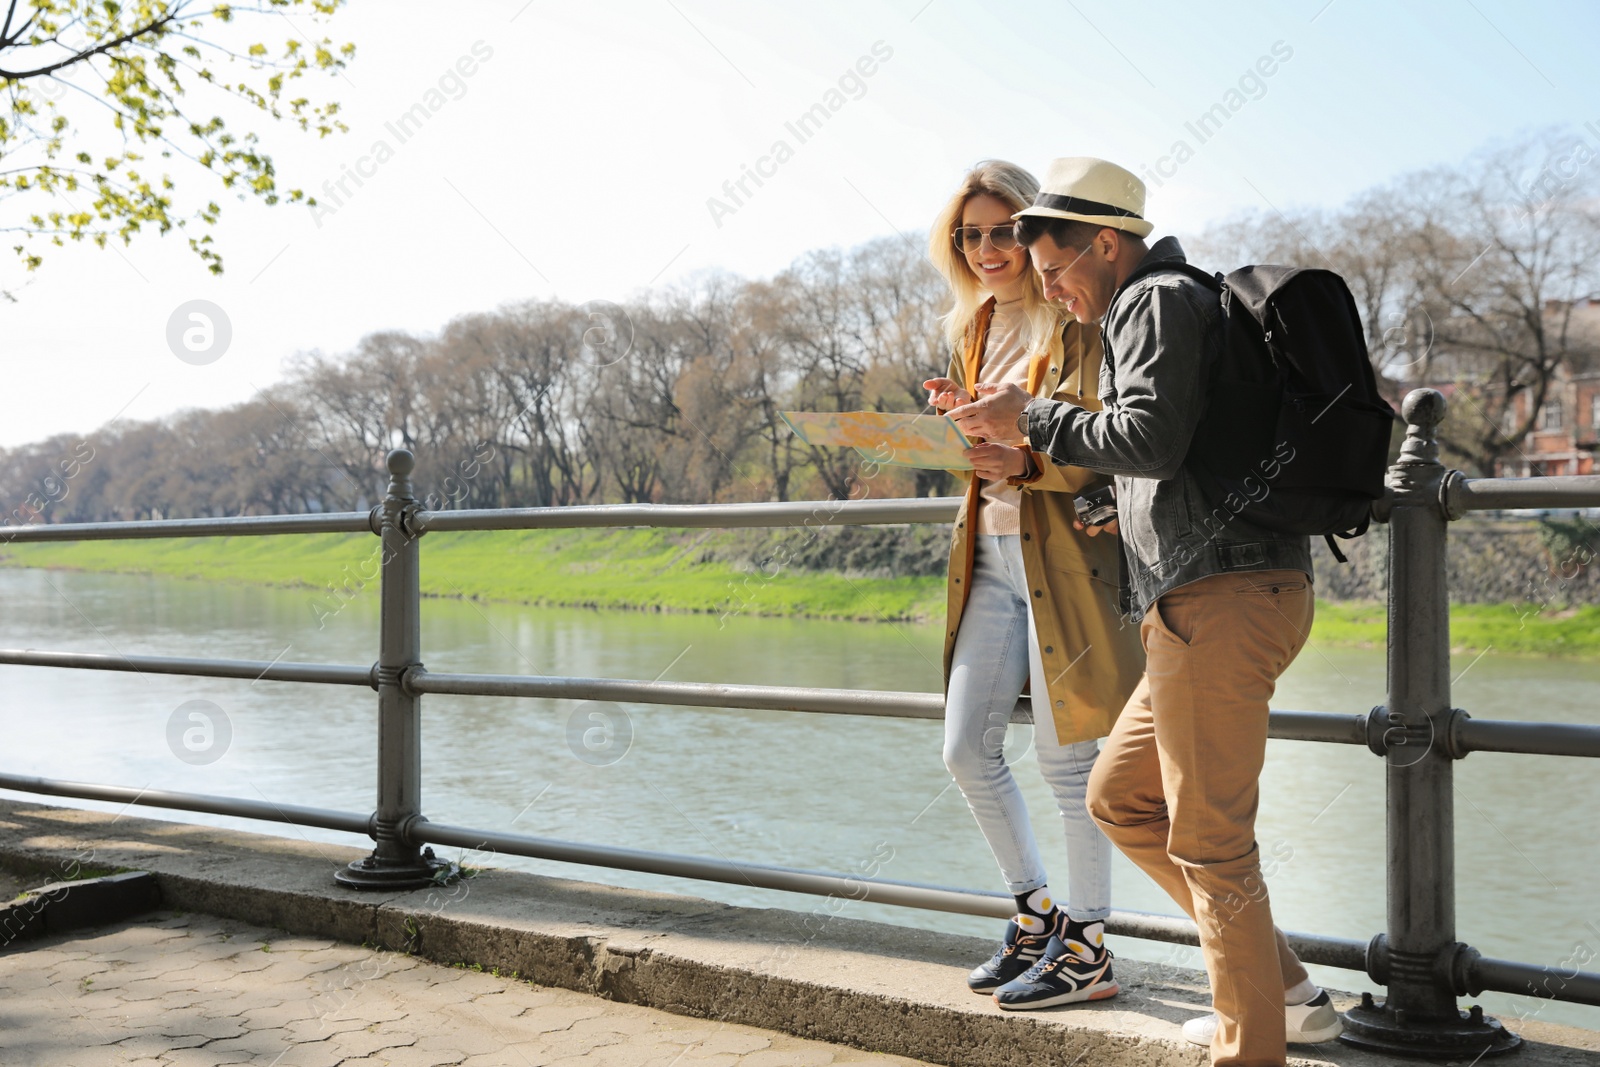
780, 410, 974, 471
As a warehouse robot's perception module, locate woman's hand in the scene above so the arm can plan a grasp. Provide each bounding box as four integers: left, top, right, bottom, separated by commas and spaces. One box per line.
923, 377, 973, 413
964, 443, 1027, 481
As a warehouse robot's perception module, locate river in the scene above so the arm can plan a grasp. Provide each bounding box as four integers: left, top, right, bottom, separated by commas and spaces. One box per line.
0, 567, 1595, 1032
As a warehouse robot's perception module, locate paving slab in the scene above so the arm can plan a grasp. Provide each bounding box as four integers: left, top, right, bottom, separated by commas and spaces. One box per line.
1, 910, 938, 1067
0, 799, 1595, 1067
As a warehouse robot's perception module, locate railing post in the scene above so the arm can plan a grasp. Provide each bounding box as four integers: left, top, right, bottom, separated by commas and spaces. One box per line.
1339, 389, 1520, 1056
335, 449, 457, 890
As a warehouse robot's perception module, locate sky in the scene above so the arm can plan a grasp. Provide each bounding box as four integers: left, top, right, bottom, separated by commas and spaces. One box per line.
3, 0, 1599, 449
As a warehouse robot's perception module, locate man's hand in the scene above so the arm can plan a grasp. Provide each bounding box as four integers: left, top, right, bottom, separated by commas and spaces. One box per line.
964, 443, 1027, 481
1072, 517, 1120, 538
949, 382, 1032, 441
923, 377, 972, 413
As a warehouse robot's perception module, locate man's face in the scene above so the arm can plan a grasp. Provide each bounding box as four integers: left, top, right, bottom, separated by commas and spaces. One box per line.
1029, 228, 1118, 324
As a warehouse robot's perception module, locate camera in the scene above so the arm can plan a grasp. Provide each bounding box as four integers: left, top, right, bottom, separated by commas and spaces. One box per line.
1073, 485, 1118, 528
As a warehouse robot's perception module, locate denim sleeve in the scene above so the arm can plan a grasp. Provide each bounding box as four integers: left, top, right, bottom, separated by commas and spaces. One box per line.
1025, 284, 1210, 481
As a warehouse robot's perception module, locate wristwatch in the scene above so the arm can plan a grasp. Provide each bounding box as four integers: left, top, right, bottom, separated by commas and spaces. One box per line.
1015, 406, 1030, 440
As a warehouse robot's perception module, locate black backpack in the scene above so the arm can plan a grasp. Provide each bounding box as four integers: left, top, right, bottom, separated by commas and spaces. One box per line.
1124, 261, 1396, 561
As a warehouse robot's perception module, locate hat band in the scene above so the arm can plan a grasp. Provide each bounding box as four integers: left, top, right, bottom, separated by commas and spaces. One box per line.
1033, 192, 1143, 220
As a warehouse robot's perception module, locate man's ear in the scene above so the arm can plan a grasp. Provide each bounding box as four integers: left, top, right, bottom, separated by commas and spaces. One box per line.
1098, 227, 1120, 261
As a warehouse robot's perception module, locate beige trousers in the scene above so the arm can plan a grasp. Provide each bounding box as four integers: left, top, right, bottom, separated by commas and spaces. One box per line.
1088, 569, 1314, 1067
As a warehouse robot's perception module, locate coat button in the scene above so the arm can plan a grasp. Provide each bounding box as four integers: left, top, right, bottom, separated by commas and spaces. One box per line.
1022, 532, 1031, 541
1033, 589, 1042, 598
955, 577, 961, 584
1056, 700, 1065, 708
1091, 568, 1099, 577
1272, 586, 1280, 593
1044, 646, 1054, 654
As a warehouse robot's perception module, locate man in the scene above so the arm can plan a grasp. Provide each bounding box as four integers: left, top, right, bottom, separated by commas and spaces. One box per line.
947, 157, 1341, 1066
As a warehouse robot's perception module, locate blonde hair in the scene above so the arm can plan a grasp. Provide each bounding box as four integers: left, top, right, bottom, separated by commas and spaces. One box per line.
928, 160, 1067, 367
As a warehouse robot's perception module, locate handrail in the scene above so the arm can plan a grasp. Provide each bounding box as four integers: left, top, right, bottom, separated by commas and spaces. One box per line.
0, 772, 371, 835
1452, 715, 1600, 759
0, 649, 375, 688
6, 649, 1596, 758
412, 820, 1372, 970
414, 496, 964, 533
9, 766, 1589, 1009
3, 388, 1599, 1046
0, 497, 962, 541
0, 768, 1362, 968
1267, 708, 1367, 746
1445, 472, 1600, 515
410, 669, 952, 719
412, 821, 1597, 1006
0, 510, 375, 542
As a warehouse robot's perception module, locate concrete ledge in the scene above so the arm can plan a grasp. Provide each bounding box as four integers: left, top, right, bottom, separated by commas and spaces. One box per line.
0, 799, 1595, 1067
0, 870, 160, 944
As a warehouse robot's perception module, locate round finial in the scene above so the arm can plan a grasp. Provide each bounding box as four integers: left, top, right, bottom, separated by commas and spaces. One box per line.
386, 448, 415, 476
1401, 388, 1447, 429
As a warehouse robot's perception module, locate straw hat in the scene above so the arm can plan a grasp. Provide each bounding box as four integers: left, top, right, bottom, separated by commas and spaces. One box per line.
1012, 157, 1154, 238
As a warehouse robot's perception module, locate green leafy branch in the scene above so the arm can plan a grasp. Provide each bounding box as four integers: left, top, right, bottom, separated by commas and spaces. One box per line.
0, 0, 353, 275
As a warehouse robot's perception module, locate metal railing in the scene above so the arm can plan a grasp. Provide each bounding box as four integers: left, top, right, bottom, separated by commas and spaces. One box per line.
2, 388, 1598, 1056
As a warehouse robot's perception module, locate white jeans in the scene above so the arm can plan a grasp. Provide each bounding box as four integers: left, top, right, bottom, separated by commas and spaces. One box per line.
943, 533, 1113, 920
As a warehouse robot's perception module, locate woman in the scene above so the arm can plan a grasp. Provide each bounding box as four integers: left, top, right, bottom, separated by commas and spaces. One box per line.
923, 161, 1144, 1010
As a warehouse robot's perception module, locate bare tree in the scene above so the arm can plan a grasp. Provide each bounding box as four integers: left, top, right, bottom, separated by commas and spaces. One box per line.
738, 277, 807, 502
286, 331, 428, 505
775, 249, 873, 499
1409, 134, 1600, 474
850, 236, 949, 495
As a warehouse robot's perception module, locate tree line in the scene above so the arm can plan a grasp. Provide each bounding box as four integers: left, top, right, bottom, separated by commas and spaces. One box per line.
3, 133, 1597, 527
3, 236, 951, 524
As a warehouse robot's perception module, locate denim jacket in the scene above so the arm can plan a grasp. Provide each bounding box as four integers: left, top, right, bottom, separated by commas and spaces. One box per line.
1022, 236, 1312, 620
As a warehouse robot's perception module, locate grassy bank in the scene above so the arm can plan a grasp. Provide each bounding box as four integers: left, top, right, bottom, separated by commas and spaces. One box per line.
3, 528, 1596, 657
1308, 599, 1600, 658
0, 528, 947, 623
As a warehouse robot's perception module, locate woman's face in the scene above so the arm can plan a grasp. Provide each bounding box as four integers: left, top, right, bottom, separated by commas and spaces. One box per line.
960, 193, 1028, 298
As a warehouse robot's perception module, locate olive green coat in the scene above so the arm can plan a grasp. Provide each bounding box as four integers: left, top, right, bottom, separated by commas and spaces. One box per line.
942, 300, 1146, 744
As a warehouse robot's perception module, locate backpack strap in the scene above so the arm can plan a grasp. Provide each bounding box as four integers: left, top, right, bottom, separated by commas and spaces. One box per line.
1102, 259, 1224, 353
1114, 259, 1222, 301
1323, 509, 1374, 564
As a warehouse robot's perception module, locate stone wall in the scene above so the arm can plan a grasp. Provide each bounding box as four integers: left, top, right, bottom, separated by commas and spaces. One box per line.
1311, 517, 1600, 605
714, 516, 1600, 605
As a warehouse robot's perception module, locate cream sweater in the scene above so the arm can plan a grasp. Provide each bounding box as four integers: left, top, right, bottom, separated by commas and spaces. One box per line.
974, 296, 1032, 536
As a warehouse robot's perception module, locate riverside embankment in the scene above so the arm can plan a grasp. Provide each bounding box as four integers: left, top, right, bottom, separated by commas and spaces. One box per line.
4, 520, 1599, 656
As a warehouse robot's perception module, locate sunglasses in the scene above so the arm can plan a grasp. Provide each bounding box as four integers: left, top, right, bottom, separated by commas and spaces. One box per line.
952, 223, 1020, 254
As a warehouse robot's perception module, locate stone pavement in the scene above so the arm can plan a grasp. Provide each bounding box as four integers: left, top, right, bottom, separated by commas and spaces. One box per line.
4, 803, 1598, 1067
0, 911, 939, 1067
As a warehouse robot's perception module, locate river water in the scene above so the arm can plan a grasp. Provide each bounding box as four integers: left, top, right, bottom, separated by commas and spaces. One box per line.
0, 567, 1595, 1032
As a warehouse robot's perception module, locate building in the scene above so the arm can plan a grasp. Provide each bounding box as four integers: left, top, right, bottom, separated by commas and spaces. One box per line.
1493, 299, 1600, 477
1494, 367, 1600, 477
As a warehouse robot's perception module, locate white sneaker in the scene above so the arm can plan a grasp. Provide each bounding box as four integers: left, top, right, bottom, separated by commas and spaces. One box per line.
1181, 991, 1343, 1046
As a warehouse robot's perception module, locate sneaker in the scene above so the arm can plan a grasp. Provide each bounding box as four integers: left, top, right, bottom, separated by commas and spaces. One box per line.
967, 919, 1053, 993
992, 935, 1119, 1010
1181, 990, 1343, 1045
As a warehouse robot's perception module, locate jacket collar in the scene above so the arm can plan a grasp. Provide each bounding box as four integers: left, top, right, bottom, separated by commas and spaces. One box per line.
1132, 235, 1186, 273
962, 297, 996, 394
1103, 235, 1187, 327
